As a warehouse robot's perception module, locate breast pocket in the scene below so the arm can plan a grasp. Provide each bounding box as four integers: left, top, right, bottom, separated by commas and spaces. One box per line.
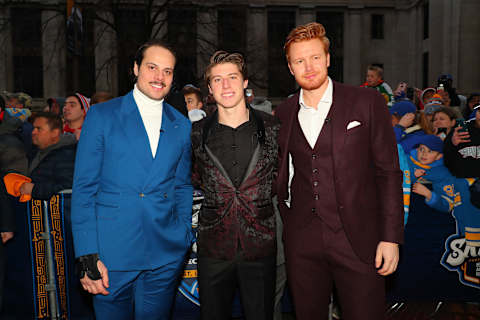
95, 191, 120, 219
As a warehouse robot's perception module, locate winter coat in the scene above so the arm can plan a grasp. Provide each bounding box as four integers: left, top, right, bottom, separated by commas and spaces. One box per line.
28, 134, 77, 200
408, 149, 480, 246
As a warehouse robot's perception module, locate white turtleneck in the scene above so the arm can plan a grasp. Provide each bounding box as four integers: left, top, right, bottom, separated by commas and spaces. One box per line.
133, 84, 163, 157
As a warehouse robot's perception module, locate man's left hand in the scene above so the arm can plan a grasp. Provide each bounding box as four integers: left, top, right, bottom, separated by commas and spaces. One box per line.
375, 241, 399, 276
19, 182, 34, 195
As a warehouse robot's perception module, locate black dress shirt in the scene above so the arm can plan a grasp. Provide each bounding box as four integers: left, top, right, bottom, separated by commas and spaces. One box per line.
207, 113, 258, 188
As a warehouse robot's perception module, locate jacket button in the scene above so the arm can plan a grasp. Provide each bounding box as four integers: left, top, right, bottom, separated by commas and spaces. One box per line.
164, 193, 168, 198
313, 168, 318, 173
311, 208, 316, 213
139, 193, 145, 198
313, 181, 318, 187
312, 154, 317, 159
314, 194, 319, 200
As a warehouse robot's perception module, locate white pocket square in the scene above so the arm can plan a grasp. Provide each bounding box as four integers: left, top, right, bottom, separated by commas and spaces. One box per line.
347, 121, 361, 130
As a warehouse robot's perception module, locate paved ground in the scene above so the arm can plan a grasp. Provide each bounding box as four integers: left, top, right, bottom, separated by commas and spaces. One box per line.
233, 302, 480, 320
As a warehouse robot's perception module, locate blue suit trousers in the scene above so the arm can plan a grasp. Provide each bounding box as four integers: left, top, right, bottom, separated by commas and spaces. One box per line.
93, 261, 184, 320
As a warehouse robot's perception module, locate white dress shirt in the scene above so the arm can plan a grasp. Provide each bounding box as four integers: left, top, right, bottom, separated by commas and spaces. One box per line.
286, 77, 333, 207
298, 77, 333, 148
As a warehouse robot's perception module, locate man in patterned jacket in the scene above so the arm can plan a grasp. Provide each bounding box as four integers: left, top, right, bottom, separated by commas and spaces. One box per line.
191, 51, 279, 320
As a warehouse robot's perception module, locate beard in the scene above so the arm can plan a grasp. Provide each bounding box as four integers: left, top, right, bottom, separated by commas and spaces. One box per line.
295, 74, 326, 91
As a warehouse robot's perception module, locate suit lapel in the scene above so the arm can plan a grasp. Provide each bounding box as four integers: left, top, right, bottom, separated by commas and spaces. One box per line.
205, 145, 235, 187
331, 82, 351, 162
277, 93, 299, 199
153, 103, 177, 162
240, 144, 261, 186
119, 91, 153, 172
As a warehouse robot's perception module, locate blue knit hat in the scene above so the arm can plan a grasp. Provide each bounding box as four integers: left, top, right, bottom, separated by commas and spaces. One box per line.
390, 100, 416, 117
414, 134, 444, 153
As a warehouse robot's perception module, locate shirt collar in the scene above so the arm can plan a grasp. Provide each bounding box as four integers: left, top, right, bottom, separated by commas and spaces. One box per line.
299, 77, 333, 110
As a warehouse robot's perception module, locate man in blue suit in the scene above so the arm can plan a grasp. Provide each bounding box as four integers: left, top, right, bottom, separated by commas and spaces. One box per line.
71, 40, 194, 319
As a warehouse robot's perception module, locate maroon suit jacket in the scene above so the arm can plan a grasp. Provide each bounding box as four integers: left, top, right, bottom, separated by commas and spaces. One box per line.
275, 81, 404, 263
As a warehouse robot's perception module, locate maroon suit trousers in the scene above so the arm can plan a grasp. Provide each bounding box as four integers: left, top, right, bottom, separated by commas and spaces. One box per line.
284, 217, 385, 320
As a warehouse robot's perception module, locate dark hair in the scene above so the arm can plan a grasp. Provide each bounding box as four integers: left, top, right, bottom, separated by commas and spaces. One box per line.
0, 95, 4, 112
134, 40, 176, 68
182, 86, 203, 102
32, 112, 63, 131
91, 91, 113, 105
65, 93, 83, 109
204, 51, 247, 85
432, 106, 457, 120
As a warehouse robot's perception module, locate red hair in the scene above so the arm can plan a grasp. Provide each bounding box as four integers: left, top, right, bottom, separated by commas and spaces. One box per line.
284, 22, 330, 61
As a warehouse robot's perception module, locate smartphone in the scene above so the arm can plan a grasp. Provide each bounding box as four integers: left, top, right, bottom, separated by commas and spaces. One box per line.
456, 119, 469, 133
406, 87, 415, 100
437, 127, 448, 134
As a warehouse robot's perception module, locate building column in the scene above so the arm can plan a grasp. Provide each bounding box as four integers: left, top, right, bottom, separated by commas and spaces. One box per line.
246, 5, 268, 97
0, 7, 13, 91
94, 11, 117, 95
344, 9, 362, 85
196, 5, 217, 82
42, 9, 67, 98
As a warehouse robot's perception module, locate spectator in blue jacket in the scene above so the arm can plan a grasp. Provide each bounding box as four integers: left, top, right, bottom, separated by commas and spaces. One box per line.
409, 135, 480, 246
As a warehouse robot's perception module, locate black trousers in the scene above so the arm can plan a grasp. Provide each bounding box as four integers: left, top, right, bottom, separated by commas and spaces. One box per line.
198, 253, 276, 320
0, 177, 15, 313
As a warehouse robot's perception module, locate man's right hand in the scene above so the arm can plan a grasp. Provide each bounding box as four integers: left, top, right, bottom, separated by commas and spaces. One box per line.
1, 232, 14, 244
452, 126, 471, 146
80, 260, 110, 295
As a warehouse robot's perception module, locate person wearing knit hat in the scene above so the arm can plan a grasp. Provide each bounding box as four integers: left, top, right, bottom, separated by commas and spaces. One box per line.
63, 92, 90, 140
390, 100, 417, 118
423, 94, 445, 118
419, 87, 436, 109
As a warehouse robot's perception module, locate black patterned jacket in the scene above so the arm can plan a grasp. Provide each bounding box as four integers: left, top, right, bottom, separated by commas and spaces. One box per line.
191, 108, 279, 260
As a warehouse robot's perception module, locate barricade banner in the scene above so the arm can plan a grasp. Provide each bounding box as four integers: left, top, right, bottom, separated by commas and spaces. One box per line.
387, 192, 480, 301
27, 195, 70, 319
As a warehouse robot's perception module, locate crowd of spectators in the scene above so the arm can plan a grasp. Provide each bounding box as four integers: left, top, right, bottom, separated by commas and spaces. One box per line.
0, 67, 479, 316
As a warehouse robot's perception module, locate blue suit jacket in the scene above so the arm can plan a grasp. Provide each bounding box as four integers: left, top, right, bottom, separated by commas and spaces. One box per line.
71, 91, 193, 271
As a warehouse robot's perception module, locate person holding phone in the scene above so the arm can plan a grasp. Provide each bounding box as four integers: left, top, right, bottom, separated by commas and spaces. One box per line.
444, 104, 480, 178
432, 107, 457, 140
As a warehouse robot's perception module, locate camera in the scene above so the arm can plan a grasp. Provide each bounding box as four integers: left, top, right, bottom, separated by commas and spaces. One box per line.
406, 87, 415, 100
437, 76, 451, 90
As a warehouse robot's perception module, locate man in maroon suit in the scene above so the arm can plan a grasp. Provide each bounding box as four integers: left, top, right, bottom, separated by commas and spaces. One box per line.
275, 22, 404, 320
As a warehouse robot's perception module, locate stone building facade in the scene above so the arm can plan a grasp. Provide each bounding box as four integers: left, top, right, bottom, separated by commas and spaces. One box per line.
0, 0, 479, 101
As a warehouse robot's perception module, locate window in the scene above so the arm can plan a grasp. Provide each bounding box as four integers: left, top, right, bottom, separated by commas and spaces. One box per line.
422, 52, 429, 88
423, 1, 429, 39
317, 11, 344, 82
116, 9, 145, 95
267, 10, 295, 97
11, 8, 43, 97
371, 14, 384, 39
218, 9, 246, 54
168, 8, 197, 88
66, 8, 96, 96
